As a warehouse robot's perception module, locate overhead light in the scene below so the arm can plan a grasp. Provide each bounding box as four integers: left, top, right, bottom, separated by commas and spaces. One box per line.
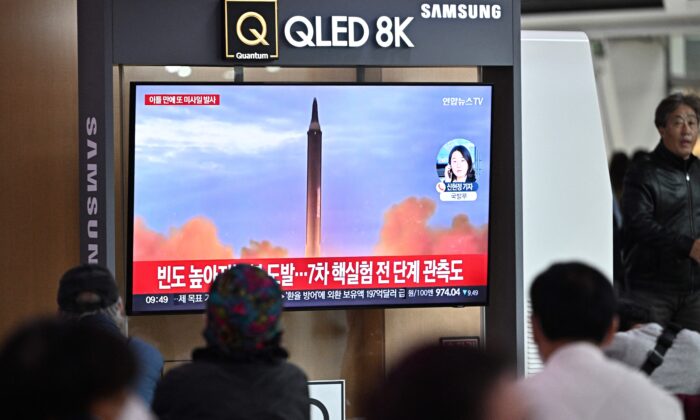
177, 66, 192, 77
266, 66, 281, 73
223, 69, 236, 80
164, 66, 180, 73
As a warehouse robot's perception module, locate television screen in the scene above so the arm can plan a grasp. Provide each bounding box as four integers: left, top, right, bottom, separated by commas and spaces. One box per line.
128, 82, 492, 313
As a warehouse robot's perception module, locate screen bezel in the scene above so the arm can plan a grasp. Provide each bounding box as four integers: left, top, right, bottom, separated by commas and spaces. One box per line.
126, 81, 494, 315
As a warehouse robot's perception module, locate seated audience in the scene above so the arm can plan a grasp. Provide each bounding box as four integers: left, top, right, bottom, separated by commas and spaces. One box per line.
521, 262, 683, 420
605, 299, 700, 395
0, 317, 137, 420
57, 264, 164, 405
153, 264, 310, 420
365, 344, 525, 420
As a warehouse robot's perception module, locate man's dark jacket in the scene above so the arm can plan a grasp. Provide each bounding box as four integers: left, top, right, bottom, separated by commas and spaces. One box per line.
622, 142, 700, 292
152, 347, 310, 420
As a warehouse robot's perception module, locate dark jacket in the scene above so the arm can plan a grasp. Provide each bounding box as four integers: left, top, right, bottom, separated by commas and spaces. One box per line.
128, 336, 164, 405
152, 347, 310, 420
622, 142, 700, 292
78, 314, 163, 405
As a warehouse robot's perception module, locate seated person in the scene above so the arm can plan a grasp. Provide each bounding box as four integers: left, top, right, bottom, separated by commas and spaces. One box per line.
605, 299, 700, 395
365, 344, 525, 420
521, 262, 683, 420
153, 264, 310, 420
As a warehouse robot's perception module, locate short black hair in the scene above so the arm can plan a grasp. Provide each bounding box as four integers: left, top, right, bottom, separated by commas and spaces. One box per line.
608, 151, 629, 197
365, 344, 510, 420
0, 317, 137, 420
616, 299, 653, 332
654, 93, 700, 129
530, 262, 616, 344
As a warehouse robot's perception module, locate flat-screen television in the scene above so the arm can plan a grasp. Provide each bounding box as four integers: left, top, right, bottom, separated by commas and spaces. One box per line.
127, 82, 492, 314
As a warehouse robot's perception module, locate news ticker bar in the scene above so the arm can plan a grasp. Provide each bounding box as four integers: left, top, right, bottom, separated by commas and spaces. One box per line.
132, 253, 487, 295
131, 286, 488, 312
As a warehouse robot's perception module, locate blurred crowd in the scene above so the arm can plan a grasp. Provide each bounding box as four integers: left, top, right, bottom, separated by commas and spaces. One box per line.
1, 92, 699, 420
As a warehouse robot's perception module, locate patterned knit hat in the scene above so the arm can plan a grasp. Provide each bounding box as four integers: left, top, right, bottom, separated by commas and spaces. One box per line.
203, 264, 283, 353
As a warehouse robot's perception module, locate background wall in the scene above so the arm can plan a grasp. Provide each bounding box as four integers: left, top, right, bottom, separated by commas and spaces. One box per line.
0, 0, 79, 339
521, 31, 612, 375
595, 38, 667, 154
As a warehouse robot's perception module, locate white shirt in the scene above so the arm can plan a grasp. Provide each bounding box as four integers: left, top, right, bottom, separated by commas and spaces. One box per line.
605, 323, 700, 395
520, 342, 683, 420
118, 394, 157, 420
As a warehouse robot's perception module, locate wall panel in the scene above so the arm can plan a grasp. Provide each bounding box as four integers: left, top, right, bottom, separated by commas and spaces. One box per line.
0, 0, 79, 339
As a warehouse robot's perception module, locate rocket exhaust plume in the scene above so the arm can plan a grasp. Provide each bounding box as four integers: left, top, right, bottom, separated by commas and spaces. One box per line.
133, 216, 235, 260
305, 98, 322, 257
374, 197, 488, 256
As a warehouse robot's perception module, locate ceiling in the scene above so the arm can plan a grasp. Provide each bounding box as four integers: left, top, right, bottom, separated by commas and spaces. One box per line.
522, 0, 662, 14
521, 0, 700, 38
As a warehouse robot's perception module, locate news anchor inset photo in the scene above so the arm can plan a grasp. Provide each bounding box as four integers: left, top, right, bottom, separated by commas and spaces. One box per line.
435, 139, 479, 202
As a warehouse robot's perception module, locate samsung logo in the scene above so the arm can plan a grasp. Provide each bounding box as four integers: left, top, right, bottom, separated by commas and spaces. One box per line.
420, 3, 502, 20
85, 116, 99, 263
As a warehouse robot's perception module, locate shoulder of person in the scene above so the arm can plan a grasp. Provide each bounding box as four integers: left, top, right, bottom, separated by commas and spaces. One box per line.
603, 331, 633, 354
284, 361, 309, 381
608, 358, 675, 400
626, 157, 661, 179
153, 360, 213, 402
677, 327, 700, 345
128, 337, 164, 363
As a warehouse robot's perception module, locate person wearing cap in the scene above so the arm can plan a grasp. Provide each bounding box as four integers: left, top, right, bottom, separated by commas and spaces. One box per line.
57, 264, 164, 406
152, 264, 310, 420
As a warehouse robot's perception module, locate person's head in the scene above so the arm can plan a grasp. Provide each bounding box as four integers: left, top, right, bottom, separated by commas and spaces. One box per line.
609, 151, 629, 200
654, 93, 700, 160
57, 264, 126, 334
616, 299, 653, 332
530, 262, 617, 361
203, 264, 284, 355
365, 344, 524, 420
0, 317, 137, 420
448, 145, 476, 182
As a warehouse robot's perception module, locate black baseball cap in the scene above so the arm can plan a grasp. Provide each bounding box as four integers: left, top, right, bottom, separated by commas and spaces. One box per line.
57, 264, 120, 313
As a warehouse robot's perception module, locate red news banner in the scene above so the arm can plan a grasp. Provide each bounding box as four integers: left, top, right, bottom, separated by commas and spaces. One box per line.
145, 94, 220, 106
132, 254, 487, 295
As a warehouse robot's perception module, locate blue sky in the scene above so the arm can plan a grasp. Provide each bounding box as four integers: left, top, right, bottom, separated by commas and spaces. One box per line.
133, 84, 492, 257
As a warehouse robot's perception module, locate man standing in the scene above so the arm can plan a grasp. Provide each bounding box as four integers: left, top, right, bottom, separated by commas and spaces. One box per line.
622, 93, 700, 332
521, 262, 682, 420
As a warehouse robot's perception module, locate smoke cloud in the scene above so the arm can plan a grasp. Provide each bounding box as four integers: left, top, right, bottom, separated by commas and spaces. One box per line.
133, 217, 291, 261
241, 240, 288, 259
374, 197, 488, 256
133, 216, 234, 261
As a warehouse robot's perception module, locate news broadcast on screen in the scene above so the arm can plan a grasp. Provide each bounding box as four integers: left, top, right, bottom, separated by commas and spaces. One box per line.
127, 83, 493, 313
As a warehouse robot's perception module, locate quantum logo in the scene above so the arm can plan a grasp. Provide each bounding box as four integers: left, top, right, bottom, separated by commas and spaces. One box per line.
225, 0, 279, 60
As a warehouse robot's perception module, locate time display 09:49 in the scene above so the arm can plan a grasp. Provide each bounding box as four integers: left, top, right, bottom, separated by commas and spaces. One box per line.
144, 295, 169, 304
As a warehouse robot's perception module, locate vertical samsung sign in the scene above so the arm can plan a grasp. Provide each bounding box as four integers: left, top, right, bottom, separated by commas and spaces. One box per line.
78, 0, 115, 271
